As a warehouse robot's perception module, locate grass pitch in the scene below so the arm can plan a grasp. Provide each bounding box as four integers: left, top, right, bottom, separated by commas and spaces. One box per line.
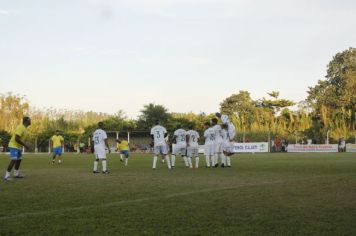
0, 152, 356, 235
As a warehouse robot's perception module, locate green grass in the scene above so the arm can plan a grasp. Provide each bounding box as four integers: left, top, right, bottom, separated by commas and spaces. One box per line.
0, 152, 356, 236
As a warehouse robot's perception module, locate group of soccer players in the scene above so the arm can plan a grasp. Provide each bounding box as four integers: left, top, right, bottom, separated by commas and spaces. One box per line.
3, 113, 236, 180
150, 113, 236, 170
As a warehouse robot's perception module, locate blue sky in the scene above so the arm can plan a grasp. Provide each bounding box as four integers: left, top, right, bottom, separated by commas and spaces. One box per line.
1, 0, 355, 118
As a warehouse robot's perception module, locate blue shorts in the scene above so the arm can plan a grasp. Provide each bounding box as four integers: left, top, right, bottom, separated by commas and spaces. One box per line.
9, 148, 23, 160
120, 150, 129, 157
53, 147, 62, 155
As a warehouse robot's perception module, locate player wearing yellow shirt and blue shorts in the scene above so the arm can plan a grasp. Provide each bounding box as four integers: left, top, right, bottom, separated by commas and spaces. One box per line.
116, 139, 130, 166
51, 130, 64, 164
4, 117, 31, 181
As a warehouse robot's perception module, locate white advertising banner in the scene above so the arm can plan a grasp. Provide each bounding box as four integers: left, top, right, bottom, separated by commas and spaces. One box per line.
346, 144, 356, 153
287, 144, 338, 153
232, 142, 269, 153
198, 143, 269, 153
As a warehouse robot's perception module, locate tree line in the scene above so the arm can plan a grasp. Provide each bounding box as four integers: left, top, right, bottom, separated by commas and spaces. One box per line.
0, 48, 355, 150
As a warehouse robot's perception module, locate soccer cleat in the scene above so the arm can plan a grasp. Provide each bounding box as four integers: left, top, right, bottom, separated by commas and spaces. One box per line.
227, 165, 232, 168
221, 163, 225, 168
4, 177, 11, 181
214, 164, 219, 168
93, 171, 100, 174
14, 175, 24, 179
102, 170, 110, 174
171, 166, 175, 169
120, 159, 123, 162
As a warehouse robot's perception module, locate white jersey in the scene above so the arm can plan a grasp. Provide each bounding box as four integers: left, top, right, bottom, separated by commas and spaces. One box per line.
204, 128, 215, 144
222, 129, 229, 142
213, 124, 223, 142
174, 129, 187, 146
93, 129, 108, 150
151, 125, 167, 147
187, 130, 200, 148
221, 114, 230, 124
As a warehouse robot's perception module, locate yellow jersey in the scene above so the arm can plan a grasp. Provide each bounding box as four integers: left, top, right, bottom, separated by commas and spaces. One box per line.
51, 135, 64, 148
8, 124, 27, 149
117, 140, 129, 151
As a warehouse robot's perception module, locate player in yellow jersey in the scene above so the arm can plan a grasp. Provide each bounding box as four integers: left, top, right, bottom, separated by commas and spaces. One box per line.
4, 117, 31, 181
50, 130, 64, 164
116, 139, 130, 166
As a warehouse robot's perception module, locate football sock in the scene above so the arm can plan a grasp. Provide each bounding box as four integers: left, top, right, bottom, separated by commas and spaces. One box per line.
4, 171, 10, 179
165, 155, 171, 169
102, 160, 107, 172
221, 154, 226, 166
195, 157, 199, 168
211, 155, 216, 167
183, 156, 189, 167
94, 161, 98, 171
120, 154, 123, 161
171, 155, 176, 167
153, 156, 158, 169
205, 156, 210, 167
14, 170, 19, 176
125, 158, 128, 166
188, 157, 193, 168
227, 156, 231, 166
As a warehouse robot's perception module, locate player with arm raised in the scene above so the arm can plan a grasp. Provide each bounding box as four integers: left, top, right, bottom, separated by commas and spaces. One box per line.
203, 122, 215, 168
92, 122, 111, 174
150, 120, 171, 170
4, 117, 31, 180
171, 124, 188, 168
186, 124, 200, 168
216, 113, 236, 167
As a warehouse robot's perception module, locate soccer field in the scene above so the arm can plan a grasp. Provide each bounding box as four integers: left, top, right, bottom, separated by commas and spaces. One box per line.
0, 153, 355, 235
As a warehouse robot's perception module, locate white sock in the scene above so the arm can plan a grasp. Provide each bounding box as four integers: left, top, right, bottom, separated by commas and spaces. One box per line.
205, 156, 210, 167
125, 158, 128, 166
183, 156, 189, 167
211, 155, 216, 166
221, 154, 226, 166
215, 154, 219, 165
227, 156, 231, 166
5, 171, 11, 179
171, 155, 176, 167
186, 157, 192, 168
94, 161, 98, 171
153, 156, 158, 169
102, 160, 107, 172
14, 170, 19, 176
195, 156, 199, 168
120, 154, 123, 161
165, 155, 171, 169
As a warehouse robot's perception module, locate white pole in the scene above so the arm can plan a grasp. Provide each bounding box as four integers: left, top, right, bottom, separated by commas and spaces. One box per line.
127, 132, 130, 143
35, 138, 38, 153
116, 131, 119, 140
326, 130, 330, 144
48, 139, 51, 154
88, 137, 91, 146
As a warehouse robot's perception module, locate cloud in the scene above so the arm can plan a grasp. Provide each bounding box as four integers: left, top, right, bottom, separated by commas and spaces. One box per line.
0, 9, 17, 16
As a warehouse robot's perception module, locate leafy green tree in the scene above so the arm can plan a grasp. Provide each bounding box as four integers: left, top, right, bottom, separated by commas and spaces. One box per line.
137, 103, 171, 130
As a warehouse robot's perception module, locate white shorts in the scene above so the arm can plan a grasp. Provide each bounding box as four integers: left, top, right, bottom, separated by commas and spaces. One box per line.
215, 141, 223, 153
228, 123, 236, 140
187, 147, 199, 157
204, 143, 215, 156
94, 148, 107, 159
154, 145, 168, 155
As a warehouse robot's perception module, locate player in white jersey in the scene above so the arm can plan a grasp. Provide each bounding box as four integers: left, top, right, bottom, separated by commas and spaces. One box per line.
171, 124, 188, 168
92, 122, 111, 174
150, 120, 171, 170
216, 112, 236, 141
212, 118, 224, 168
186, 125, 200, 168
203, 122, 215, 168
216, 113, 236, 167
